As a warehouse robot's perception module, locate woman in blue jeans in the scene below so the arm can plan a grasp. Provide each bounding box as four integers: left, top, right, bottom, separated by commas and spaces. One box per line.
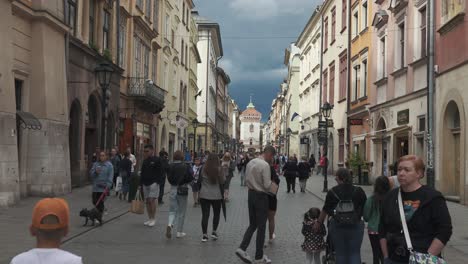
313, 168, 367, 264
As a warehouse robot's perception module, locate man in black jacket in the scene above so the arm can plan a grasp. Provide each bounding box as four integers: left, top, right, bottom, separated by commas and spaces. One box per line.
140, 144, 164, 227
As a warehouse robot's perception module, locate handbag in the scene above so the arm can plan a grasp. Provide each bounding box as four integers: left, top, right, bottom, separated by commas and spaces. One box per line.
130, 189, 145, 214
115, 176, 123, 192
398, 189, 447, 264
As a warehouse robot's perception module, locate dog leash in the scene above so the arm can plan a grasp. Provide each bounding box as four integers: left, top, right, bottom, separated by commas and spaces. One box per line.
94, 187, 109, 208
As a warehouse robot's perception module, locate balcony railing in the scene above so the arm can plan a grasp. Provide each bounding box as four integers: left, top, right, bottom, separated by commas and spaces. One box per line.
128, 77, 166, 113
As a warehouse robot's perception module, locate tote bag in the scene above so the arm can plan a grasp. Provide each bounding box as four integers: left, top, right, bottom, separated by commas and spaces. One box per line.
130, 189, 145, 214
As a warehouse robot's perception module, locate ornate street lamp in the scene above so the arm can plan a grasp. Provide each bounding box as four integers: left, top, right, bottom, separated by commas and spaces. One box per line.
192, 118, 199, 155
320, 102, 333, 192
94, 62, 114, 152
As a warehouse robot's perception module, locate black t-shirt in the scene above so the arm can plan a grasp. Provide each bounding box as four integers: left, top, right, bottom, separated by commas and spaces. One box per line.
120, 158, 132, 176
400, 187, 427, 222
140, 156, 163, 186
322, 184, 367, 218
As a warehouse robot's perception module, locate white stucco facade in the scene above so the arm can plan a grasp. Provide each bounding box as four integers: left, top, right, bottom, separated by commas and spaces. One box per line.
239, 101, 262, 152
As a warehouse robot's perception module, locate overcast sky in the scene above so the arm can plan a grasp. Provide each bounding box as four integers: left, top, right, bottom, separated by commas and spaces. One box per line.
195, 0, 321, 121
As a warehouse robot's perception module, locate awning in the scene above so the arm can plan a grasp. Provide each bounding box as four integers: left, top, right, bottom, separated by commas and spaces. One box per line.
16, 111, 42, 130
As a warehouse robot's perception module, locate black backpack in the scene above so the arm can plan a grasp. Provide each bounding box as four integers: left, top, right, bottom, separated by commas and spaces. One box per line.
331, 187, 359, 225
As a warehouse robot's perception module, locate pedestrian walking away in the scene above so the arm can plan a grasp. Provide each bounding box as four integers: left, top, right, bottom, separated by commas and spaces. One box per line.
109, 148, 121, 195
298, 156, 311, 193
140, 144, 164, 227
198, 153, 225, 242
222, 152, 236, 201
236, 146, 277, 264
90, 151, 114, 216
379, 155, 452, 264
313, 168, 367, 264
283, 156, 299, 193
191, 157, 202, 207
9, 198, 83, 264
119, 150, 133, 201
166, 150, 194, 239
363, 176, 390, 264
158, 149, 170, 205
302, 207, 326, 264
308, 154, 316, 174
267, 165, 280, 244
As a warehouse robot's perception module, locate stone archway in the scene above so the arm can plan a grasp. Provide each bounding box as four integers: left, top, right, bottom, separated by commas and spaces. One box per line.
69, 99, 82, 187
442, 101, 462, 198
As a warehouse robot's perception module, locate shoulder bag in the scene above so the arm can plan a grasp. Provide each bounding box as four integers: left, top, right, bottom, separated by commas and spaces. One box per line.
398, 189, 447, 264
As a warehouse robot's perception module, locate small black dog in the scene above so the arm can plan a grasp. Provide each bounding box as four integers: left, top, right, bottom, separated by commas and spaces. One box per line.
79, 208, 103, 226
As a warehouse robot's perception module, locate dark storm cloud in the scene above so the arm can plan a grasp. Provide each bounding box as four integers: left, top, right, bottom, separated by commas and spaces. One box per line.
195, 0, 321, 120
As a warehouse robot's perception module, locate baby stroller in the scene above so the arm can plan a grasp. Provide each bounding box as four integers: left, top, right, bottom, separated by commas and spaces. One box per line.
322, 219, 335, 264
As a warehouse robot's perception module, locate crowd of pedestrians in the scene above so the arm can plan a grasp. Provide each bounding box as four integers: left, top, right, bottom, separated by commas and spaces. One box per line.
10, 141, 454, 264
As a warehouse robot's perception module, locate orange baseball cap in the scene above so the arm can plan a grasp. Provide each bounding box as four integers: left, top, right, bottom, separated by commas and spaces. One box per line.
31, 198, 70, 230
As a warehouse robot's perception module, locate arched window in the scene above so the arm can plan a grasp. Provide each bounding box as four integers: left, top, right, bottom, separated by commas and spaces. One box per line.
250, 124, 254, 132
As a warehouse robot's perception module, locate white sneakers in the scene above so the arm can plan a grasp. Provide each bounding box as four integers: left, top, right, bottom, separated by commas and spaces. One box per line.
269, 233, 276, 244
235, 248, 253, 264
144, 220, 155, 227
254, 255, 272, 264
176, 232, 186, 238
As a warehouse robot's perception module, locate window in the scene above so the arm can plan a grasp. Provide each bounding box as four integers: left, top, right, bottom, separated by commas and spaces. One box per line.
103, 10, 110, 50
171, 30, 175, 48
66, 0, 77, 36
152, 51, 157, 82
322, 69, 328, 103
339, 53, 347, 100
133, 36, 141, 77
398, 22, 405, 68
361, 59, 367, 98
418, 116, 426, 132
172, 68, 177, 96
342, 0, 347, 30
118, 16, 127, 67
15, 79, 23, 111
145, 0, 151, 18
179, 82, 184, 112
136, 0, 143, 9
165, 14, 170, 39
163, 62, 169, 90
324, 18, 328, 50
353, 10, 359, 38
89, 2, 95, 44
331, 8, 336, 43
329, 63, 335, 104
338, 129, 345, 162
380, 37, 386, 78
181, 39, 185, 65
143, 45, 149, 79
250, 124, 254, 133
186, 8, 190, 26
362, 1, 368, 30
420, 7, 427, 57
153, 0, 159, 29
182, 2, 186, 24
185, 44, 189, 68
353, 64, 360, 101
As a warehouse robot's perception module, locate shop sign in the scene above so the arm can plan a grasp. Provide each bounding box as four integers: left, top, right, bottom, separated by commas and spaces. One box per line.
350, 119, 363, 126
397, 109, 410, 125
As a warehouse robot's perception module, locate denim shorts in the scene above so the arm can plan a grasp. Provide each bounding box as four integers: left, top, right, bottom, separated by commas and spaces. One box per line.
143, 183, 160, 199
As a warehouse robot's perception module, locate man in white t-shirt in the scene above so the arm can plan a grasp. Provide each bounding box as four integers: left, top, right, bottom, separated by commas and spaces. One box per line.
10, 198, 83, 264
126, 147, 137, 173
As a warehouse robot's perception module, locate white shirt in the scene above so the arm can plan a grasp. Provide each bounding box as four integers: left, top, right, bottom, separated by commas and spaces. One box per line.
246, 157, 272, 193
10, 248, 83, 264
129, 154, 136, 173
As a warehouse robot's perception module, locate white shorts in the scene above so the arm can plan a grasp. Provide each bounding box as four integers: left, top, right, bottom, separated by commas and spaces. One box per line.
143, 183, 160, 199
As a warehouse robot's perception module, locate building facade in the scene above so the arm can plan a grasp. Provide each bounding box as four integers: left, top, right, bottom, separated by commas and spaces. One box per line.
0, 0, 70, 206
193, 11, 223, 153
239, 100, 262, 153
215, 67, 230, 153
435, 0, 467, 204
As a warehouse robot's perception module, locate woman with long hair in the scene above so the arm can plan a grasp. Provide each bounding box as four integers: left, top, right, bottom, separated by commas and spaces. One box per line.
199, 153, 225, 242
363, 176, 391, 264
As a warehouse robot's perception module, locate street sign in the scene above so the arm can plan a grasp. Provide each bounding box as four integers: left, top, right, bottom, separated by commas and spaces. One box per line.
300, 137, 310, 145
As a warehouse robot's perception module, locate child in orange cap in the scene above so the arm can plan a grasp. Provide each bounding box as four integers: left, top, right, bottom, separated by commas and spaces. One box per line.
10, 198, 83, 264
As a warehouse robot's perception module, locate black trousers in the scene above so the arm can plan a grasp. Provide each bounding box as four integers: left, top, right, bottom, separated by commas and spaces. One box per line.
92, 192, 105, 213
286, 176, 296, 192
239, 190, 269, 260
369, 233, 384, 264
158, 174, 166, 202
200, 199, 222, 234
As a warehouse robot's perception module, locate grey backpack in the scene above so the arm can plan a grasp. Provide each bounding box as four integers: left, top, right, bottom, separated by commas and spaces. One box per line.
331, 187, 359, 225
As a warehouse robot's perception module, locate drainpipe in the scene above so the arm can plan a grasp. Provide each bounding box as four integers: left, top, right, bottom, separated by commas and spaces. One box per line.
346, 0, 352, 164
426, 0, 435, 188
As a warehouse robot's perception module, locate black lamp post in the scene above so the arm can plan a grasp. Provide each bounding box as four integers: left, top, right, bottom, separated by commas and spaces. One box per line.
192, 118, 199, 155
95, 62, 114, 152
321, 102, 333, 192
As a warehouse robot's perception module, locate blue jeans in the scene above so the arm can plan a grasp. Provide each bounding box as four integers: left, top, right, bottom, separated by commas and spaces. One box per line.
329, 220, 365, 264
168, 186, 188, 232
240, 170, 246, 186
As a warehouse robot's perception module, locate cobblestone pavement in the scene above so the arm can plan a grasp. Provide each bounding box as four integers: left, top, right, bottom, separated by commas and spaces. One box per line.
57, 172, 373, 264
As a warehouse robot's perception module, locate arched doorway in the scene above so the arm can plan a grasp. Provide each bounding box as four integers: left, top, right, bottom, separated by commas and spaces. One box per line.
69, 100, 82, 187
376, 118, 388, 176
442, 101, 461, 197
85, 94, 101, 171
